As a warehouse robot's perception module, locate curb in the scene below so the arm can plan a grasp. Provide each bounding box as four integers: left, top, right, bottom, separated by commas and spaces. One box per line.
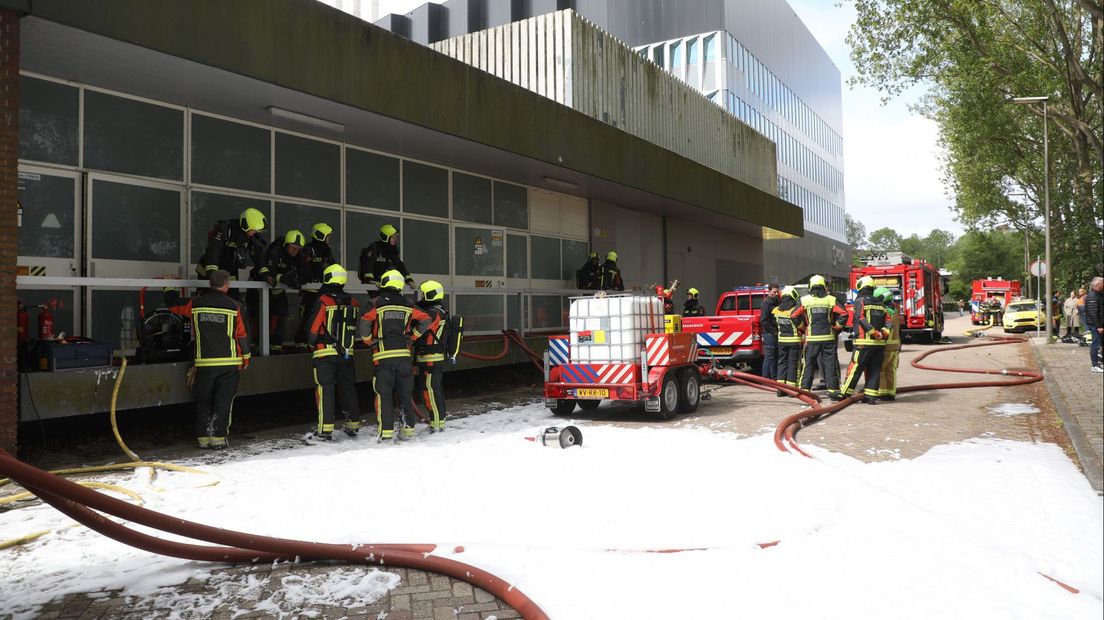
1029, 340, 1103, 494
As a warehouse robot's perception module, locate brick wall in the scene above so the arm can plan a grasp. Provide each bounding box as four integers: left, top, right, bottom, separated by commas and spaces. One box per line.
0, 8, 20, 454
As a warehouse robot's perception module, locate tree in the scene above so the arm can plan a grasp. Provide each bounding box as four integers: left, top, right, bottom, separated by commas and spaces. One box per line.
846, 213, 868, 250
946, 230, 1026, 299
867, 227, 903, 252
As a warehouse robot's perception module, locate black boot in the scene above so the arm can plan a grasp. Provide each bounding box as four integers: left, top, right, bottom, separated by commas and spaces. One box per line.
861, 396, 878, 405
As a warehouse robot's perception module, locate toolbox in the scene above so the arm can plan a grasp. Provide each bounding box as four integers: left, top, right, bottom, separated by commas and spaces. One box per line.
37, 338, 114, 372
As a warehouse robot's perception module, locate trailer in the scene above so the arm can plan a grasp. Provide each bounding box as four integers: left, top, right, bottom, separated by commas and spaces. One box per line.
543, 294, 702, 420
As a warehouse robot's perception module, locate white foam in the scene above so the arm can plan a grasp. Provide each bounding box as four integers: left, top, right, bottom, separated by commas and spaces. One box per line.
987, 403, 1041, 416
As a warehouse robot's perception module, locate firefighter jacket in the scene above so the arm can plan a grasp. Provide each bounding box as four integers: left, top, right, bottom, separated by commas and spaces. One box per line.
262, 240, 302, 293
413, 300, 448, 363
599, 260, 624, 291
852, 292, 890, 347
306, 284, 361, 359
683, 299, 705, 317
576, 259, 600, 289
358, 240, 411, 285
168, 291, 250, 367
197, 220, 268, 279
359, 290, 437, 364
773, 298, 805, 344
885, 302, 902, 351
792, 291, 847, 342
300, 240, 334, 284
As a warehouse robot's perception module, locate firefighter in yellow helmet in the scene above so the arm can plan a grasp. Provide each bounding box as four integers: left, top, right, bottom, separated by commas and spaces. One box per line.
358, 223, 414, 294
196, 208, 270, 308
683, 287, 705, 316
361, 269, 437, 441
791, 274, 848, 400
304, 264, 362, 439
261, 230, 305, 352
772, 285, 806, 396
296, 222, 336, 348
598, 251, 624, 291
413, 280, 462, 432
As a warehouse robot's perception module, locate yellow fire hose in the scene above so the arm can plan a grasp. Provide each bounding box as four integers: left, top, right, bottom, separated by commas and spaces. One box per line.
963, 315, 998, 337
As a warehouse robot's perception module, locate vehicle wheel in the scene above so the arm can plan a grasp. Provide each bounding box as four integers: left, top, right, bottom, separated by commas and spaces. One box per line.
550, 399, 576, 416
578, 399, 601, 411
655, 374, 679, 420
677, 368, 701, 414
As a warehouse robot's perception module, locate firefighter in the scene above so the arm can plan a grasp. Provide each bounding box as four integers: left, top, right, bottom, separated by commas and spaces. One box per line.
167, 270, 250, 449
297, 222, 336, 346
575, 252, 601, 290
360, 269, 437, 441
841, 276, 890, 404
358, 223, 415, 293
305, 264, 362, 439
876, 287, 901, 401
414, 280, 451, 432
196, 207, 269, 283
792, 274, 848, 400
683, 287, 705, 316
598, 251, 625, 291
772, 286, 805, 396
262, 230, 304, 352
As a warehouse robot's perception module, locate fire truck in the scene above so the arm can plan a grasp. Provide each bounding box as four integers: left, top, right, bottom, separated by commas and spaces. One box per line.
970, 278, 1022, 324
681, 286, 766, 371
849, 252, 946, 343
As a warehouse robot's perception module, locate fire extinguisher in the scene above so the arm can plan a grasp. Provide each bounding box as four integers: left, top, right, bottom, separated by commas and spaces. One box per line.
38, 303, 55, 341
17, 302, 28, 344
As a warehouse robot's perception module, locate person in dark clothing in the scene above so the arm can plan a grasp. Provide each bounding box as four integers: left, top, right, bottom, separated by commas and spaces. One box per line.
360, 269, 437, 441
759, 284, 781, 380
841, 277, 890, 404
575, 252, 601, 290
1087, 277, 1103, 372
772, 286, 805, 396
305, 264, 362, 439
792, 274, 848, 400
262, 230, 304, 352
414, 280, 451, 432
683, 287, 706, 317
196, 208, 269, 283
166, 270, 250, 449
297, 222, 336, 347
598, 251, 625, 291
358, 223, 415, 292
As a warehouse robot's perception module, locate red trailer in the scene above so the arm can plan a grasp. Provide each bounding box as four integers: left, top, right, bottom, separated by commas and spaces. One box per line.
970, 278, 1022, 324
849, 252, 946, 342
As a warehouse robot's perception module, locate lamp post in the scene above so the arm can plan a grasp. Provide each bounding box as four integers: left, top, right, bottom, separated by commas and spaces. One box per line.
1007, 191, 1031, 297
1012, 96, 1051, 341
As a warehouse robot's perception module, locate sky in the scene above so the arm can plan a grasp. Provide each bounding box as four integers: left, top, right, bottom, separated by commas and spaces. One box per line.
1, 401, 1100, 618
362, 0, 964, 238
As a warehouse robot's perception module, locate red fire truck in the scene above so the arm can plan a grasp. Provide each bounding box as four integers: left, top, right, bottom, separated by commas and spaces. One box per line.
682, 286, 767, 370
849, 252, 946, 343
970, 278, 1022, 324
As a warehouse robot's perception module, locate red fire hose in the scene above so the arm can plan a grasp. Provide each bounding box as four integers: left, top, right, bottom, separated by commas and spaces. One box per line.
0, 450, 549, 619
457, 330, 544, 372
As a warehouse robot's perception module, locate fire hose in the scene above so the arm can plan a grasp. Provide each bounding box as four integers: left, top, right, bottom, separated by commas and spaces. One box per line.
458, 330, 544, 372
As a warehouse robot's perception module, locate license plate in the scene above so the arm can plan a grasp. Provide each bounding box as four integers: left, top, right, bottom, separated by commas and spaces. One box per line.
708, 347, 733, 355
575, 388, 608, 398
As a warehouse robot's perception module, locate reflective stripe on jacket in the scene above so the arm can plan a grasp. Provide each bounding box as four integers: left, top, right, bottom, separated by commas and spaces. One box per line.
852, 294, 889, 346
306, 284, 361, 359
360, 290, 437, 363
414, 302, 448, 363
792, 292, 846, 342
169, 291, 250, 367
773, 302, 805, 344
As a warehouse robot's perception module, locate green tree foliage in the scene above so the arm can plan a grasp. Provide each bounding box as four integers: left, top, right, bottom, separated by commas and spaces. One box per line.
946, 230, 1026, 299
846, 213, 868, 249
867, 227, 903, 252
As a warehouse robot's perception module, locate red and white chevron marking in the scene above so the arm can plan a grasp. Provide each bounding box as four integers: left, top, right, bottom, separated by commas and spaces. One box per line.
594, 363, 636, 384
646, 335, 670, 366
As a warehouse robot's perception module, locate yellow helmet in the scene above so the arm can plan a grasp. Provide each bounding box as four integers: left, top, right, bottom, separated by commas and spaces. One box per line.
856, 275, 875, 290
419, 279, 444, 301
687, 287, 699, 298
239, 208, 267, 233
322, 264, 348, 286
380, 223, 398, 242
380, 269, 405, 290
782, 285, 799, 300
311, 222, 333, 242
606, 251, 618, 262
284, 229, 305, 247
809, 274, 826, 288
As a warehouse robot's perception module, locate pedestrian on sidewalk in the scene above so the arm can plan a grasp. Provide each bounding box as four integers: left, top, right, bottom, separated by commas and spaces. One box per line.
957, 300, 965, 317
1077, 288, 1089, 334
1086, 277, 1103, 372
1063, 290, 1080, 341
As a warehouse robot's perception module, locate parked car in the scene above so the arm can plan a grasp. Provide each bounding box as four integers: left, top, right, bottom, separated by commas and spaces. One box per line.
1002, 300, 1044, 333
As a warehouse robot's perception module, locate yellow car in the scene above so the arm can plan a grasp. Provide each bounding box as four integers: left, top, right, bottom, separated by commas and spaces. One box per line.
1002, 300, 1045, 333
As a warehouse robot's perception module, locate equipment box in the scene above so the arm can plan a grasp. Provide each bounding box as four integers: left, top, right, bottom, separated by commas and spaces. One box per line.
37, 339, 114, 372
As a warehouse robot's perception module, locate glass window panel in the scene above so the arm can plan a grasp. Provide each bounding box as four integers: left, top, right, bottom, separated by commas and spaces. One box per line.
561, 239, 589, 281
531, 235, 560, 280
507, 233, 528, 279
275, 133, 340, 203
669, 41, 682, 68
190, 192, 271, 266
454, 225, 504, 277
531, 295, 563, 329
403, 218, 449, 274
455, 294, 503, 332
91, 289, 143, 350
191, 114, 271, 193
652, 46, 663, 66
83, 91, 183, 180
493, 181, 528, 229
403, 161, 449, 218
91, 180, 180, 262
18, 289, 76, 338
506, 293, 522, 330
346, 149, 400, 211
346, 211, 401, 269
18, 173, 75, 259
275, 201, 341, 264
688, 39, 698, 64
19, 76, 79, 165
704, 35, 716, 62
452, 172, 492, 224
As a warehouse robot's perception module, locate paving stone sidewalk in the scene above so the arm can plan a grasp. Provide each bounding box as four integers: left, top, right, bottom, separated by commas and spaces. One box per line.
1029, 336, 1103, 493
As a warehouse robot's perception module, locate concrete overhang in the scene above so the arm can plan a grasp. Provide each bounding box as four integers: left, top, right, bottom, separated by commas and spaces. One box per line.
17, 0, 803, 238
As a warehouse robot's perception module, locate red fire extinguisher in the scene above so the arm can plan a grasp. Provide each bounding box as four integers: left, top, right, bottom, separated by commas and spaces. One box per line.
17, 302, 28, 344
38, 302, 55, 341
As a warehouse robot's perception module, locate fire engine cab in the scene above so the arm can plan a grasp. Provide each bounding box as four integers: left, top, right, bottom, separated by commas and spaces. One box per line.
850, 252, 946, 343
970, 278, 1022, 325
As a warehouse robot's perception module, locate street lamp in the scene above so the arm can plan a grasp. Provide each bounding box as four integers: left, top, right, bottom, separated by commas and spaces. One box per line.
1012, 96, 1051, 341
1007, 191, 1030, 297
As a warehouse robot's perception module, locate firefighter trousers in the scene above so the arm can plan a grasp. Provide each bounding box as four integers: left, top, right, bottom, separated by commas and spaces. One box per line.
776, 344, 802, 386
373, 357, 416, 439
877, 347, 900, 397
842, 345, 886, 397
415, 362, 446, 431
269, 291, 288, 351
313, 357, 360, 434
194, 366, 239, 441
799, 340, 841, 392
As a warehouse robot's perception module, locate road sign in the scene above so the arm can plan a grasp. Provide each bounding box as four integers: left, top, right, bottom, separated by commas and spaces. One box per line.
1029, 260, 1047, 277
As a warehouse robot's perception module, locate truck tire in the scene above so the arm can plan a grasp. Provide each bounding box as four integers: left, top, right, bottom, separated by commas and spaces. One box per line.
550, 399, 576, 416
578, 399, 601, 411
677, 368, 701, 414
655, 373, 679, 420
